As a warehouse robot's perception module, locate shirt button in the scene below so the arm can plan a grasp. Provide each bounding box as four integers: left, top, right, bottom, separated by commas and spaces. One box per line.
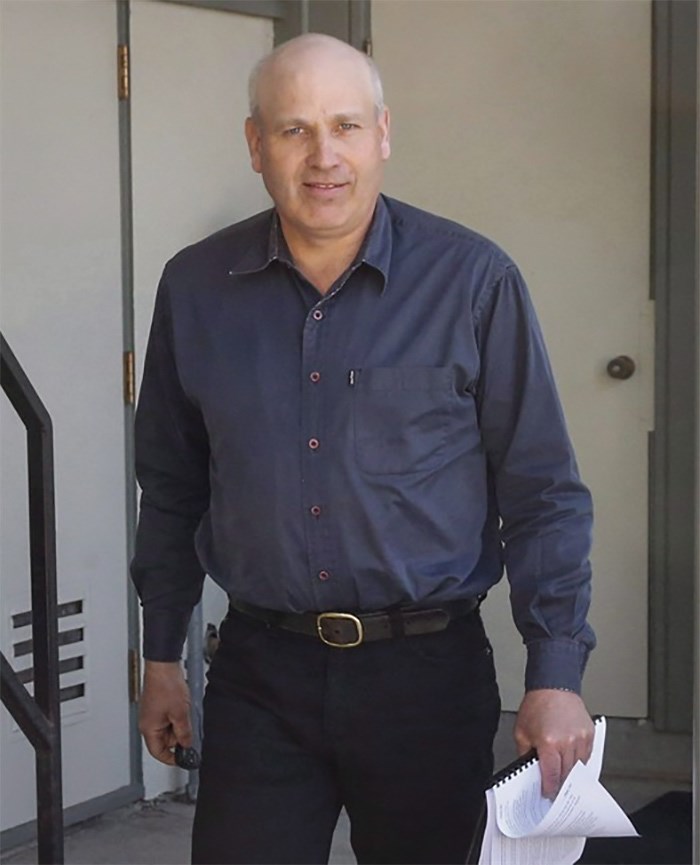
310, 505, 322, 517
312, 309, 324, 321
309, 371, 321, 383
318, 570, 330, 581
308, 438, 320, 451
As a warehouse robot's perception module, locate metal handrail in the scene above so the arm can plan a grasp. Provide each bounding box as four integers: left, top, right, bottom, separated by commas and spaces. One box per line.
0, 333, 64, 864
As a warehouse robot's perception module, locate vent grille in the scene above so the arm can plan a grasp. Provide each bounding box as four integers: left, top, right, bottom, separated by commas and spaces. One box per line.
10, 598, 88, 718
13, 626, 84, 658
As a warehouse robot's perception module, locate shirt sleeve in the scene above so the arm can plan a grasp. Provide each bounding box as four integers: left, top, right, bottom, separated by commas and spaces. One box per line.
130, 272, 210, 661
474, 263, 596, 693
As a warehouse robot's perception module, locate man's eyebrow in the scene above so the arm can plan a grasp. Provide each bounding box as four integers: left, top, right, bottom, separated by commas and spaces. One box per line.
274, 117, 309, 129
273, 112, 367, 130
333, 112, 365, 122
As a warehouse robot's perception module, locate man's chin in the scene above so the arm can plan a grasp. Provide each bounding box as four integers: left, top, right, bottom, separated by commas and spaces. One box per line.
291, 209, 353, 237
279, 198, 376, 242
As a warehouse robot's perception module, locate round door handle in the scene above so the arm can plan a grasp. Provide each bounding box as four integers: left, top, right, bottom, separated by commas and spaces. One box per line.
607, 355, 636, 380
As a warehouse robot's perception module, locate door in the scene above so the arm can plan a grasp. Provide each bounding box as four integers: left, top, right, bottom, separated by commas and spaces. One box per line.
372, 0, 653, 717
128, 0, 274, 797
0, 0, 131, 833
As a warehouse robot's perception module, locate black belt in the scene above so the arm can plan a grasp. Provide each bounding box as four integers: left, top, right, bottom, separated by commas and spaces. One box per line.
229, 597, 480, 648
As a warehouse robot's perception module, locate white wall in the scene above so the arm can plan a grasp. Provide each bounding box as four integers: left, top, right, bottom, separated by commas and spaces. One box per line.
1, 0, 130, 830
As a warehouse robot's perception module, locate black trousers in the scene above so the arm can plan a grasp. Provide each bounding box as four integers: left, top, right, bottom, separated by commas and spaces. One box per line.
191, 605, 501, 865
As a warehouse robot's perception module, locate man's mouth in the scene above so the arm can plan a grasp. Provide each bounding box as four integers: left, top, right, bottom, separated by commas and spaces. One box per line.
304, 182, 347, 189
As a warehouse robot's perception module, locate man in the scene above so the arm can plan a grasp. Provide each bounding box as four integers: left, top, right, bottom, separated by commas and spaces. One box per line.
132, 33, 596, 865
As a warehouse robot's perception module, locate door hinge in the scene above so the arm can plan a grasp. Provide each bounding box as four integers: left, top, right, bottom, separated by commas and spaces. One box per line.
362, 38, 373, 58
123, 350, 135, 405
128, 648, 141, 703
117, 43, 130, 101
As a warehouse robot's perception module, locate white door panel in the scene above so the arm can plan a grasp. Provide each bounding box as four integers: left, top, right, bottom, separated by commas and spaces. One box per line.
129, 0, 273, 797
131, 0, 273, 376
373, 0, 652, 716
1, 0, 130, 830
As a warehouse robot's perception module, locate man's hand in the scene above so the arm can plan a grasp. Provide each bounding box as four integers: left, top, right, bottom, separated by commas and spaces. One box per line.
139, 660, 193, 766
514, 689, 594, 800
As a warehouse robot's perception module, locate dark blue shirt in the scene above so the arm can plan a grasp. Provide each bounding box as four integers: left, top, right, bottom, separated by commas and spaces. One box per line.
132, 195, 595, 692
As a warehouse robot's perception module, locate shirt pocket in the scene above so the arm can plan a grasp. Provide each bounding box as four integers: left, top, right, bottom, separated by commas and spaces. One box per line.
352, 366, 456, 475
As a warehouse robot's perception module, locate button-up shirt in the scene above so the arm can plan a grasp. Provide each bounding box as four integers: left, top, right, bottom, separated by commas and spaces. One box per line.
132, 195, 595, 692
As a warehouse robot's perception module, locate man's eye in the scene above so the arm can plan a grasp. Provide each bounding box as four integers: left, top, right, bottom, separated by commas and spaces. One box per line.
339, 123, 359, 131
284, 127, 304, 136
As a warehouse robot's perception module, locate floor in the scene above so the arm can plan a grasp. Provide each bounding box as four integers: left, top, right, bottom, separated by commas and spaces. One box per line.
1, 765, 687, 864
1, 707, 691, 865
0, 797, 356, 865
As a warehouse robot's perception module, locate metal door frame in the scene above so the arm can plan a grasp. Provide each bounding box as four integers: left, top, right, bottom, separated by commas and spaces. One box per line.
649, 0, 698, 735
162, 0, 370, 49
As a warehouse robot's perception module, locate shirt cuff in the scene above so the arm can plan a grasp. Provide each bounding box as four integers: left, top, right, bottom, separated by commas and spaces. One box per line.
524, 638, 590, 694
141, 605, 193, 662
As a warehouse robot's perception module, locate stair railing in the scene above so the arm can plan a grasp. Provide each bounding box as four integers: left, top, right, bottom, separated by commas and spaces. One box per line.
1, 333, 64, 864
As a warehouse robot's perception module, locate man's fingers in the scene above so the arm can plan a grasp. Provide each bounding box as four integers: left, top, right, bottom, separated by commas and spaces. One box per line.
141, 713, 192, 763
559, 746, 577, 792
541, 735, 590, 799
172, 715, 193, 749
514, 728, 534, 757
138, 660, 193, 763
576, 728, 595, 766
142, 728, 178, 766
537, 747, 563, 800
514, 689, 595, 798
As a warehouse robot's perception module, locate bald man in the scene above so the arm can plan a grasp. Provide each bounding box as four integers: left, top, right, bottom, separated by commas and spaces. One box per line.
133, 33, 596, 865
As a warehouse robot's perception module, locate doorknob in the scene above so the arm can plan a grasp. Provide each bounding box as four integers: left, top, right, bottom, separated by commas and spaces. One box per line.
607, 355, 636, 380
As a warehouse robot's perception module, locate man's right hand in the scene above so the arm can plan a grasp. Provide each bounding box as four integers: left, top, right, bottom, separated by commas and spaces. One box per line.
139, 660, 193, 766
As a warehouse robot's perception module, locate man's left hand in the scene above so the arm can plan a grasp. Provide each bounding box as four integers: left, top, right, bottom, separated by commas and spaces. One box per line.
514, 689, 594, 800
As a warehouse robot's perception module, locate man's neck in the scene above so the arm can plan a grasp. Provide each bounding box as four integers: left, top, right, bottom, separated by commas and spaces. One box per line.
280, 213, 374, 295
292, 242, 358, 295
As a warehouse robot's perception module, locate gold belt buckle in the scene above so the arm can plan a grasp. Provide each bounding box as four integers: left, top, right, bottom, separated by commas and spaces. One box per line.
316, 612, 364, 648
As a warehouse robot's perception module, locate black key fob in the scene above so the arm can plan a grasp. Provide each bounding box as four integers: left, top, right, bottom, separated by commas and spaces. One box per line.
174, 743, 201, 770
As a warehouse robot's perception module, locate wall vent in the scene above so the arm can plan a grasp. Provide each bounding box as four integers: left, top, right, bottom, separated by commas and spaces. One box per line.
10, 598, 88, 720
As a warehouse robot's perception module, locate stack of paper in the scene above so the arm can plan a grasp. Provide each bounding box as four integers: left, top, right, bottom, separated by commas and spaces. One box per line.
477, 717, 638, 865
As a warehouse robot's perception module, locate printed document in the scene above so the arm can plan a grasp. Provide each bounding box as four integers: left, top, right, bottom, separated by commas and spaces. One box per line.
477, 717, 638, 865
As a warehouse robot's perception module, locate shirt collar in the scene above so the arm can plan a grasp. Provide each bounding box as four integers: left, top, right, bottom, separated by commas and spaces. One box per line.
227, 196, 392, 292
360, 195, 392, 290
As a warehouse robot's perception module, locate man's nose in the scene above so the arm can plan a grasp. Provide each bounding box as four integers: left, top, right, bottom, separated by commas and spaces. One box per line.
308, 132, 340, 170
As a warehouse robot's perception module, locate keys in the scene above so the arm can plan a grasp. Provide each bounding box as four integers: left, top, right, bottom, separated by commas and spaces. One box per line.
174, 743, 201, 770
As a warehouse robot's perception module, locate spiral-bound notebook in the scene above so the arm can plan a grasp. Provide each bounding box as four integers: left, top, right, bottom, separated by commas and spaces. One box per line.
465, 746, 539, 865
466, 716, 637, 865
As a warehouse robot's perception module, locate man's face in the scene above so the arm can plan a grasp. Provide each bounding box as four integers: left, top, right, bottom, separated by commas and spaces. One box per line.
245, 49, 390, 244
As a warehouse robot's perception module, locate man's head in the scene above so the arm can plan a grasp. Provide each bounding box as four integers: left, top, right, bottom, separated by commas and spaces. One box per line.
244, 34, 390, 248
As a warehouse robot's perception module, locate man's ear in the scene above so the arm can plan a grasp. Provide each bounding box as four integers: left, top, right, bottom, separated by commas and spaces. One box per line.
244, 116, 263, 174
378, 107, 391, 161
